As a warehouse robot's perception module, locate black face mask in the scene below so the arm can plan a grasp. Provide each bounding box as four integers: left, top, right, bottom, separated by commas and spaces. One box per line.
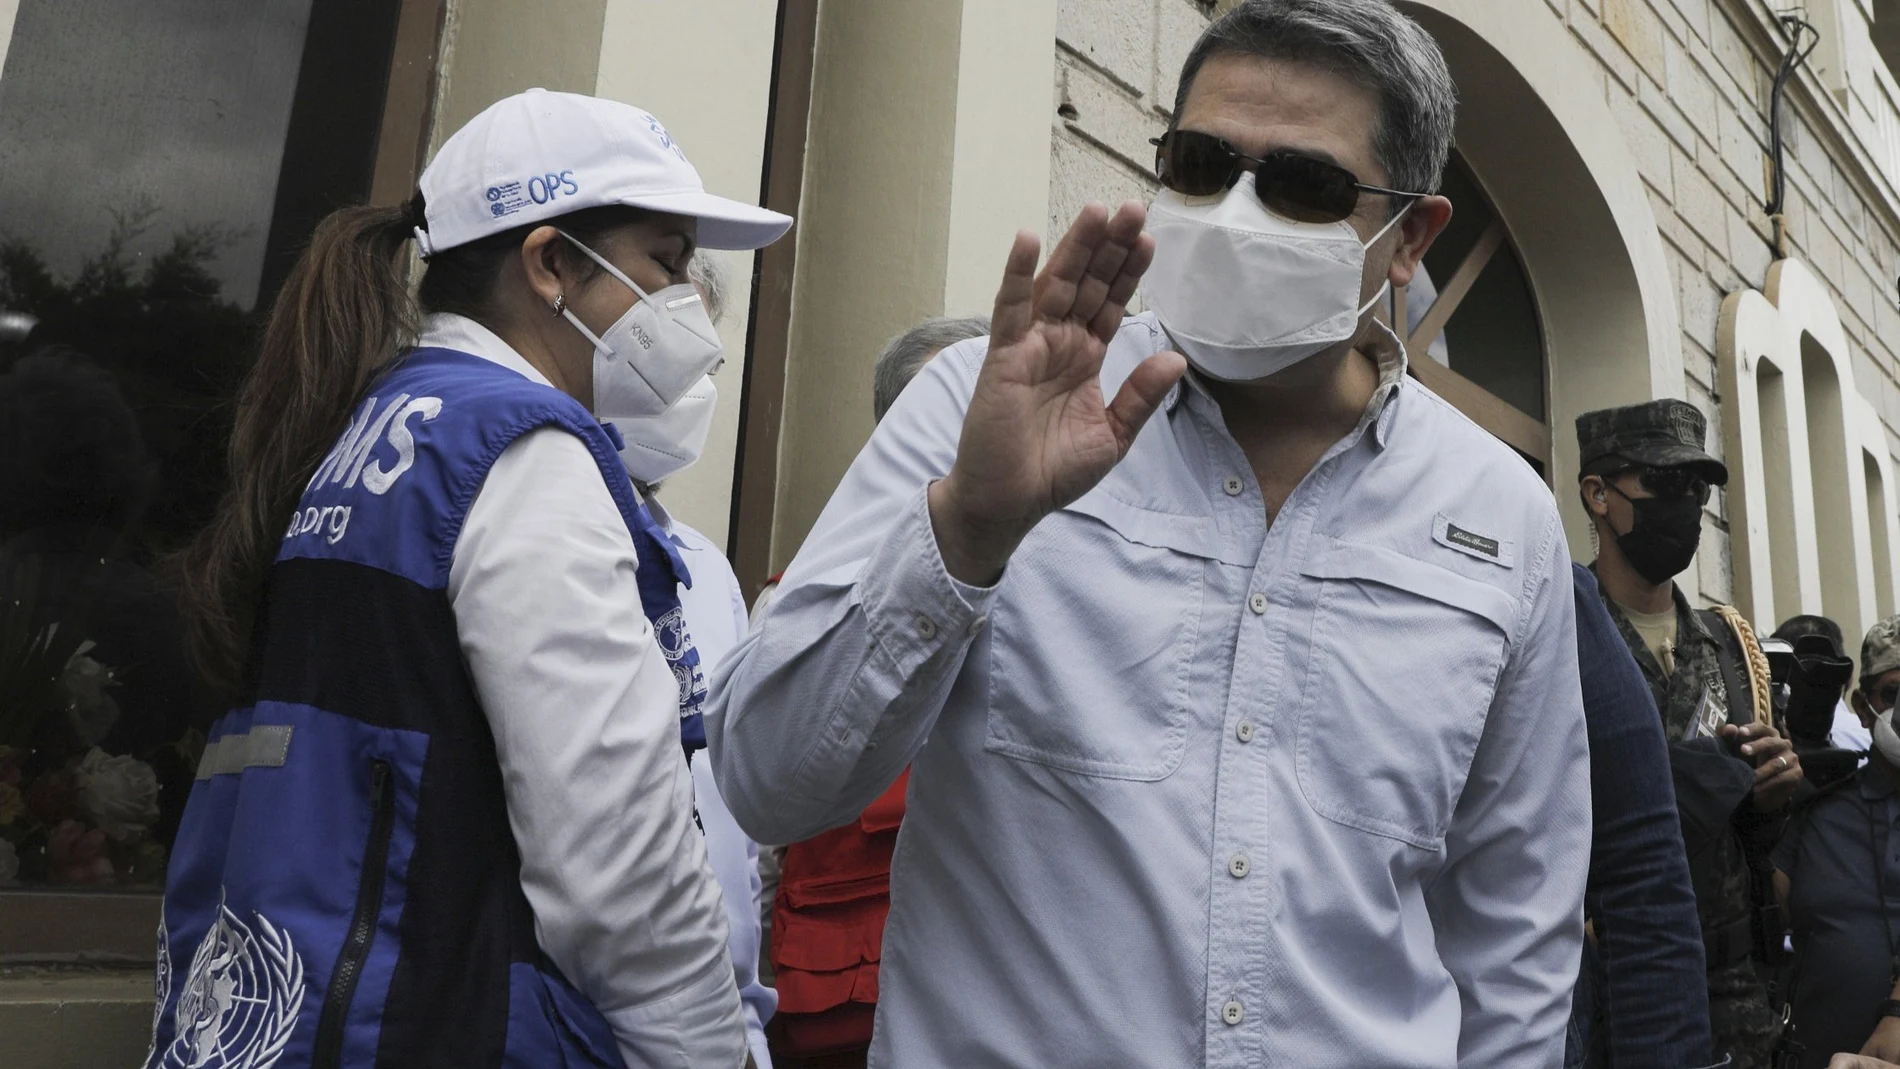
1607, 483, 1703, 584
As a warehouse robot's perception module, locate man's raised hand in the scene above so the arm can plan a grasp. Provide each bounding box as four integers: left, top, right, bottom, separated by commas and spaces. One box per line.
927, 201, 1186, 585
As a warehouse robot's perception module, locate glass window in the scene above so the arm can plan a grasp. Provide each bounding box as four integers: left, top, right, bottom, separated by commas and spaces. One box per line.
1415, 153, 1545, 422
1874, 0, 1900, 79
1388, 149, 1549, 475
0, 0, 414, 891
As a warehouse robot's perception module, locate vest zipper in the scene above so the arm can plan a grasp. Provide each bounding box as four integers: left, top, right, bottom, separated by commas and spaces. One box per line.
312, 759, 395, 1069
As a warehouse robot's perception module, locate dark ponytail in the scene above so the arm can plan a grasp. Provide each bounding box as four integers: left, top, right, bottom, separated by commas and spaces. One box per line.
176, 192, 649, 697
176, 196, 421, 695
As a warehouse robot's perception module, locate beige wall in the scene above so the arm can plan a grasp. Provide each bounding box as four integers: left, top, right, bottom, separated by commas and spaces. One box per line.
0, 0, 19, 77
593, 0, 779, 549
942, 0, 1062, 315
769, 0, 1059, 570
430, 0, 609, 149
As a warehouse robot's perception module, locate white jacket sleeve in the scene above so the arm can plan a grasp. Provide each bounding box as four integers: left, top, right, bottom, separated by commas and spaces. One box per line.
449, 427, 746, 1069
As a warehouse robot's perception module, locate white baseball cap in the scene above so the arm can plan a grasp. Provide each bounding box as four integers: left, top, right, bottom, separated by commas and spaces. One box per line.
415, 88, 791, 255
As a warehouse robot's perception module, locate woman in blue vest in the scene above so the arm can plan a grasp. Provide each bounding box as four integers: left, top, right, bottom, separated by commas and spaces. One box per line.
154, 90, 790, 1069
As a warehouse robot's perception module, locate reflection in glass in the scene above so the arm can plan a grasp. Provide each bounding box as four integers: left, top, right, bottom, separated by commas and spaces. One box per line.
0, 0, 354, 889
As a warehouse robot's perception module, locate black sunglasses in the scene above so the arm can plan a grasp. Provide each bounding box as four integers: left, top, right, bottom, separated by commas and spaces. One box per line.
1151, 129, 1425, 224
1878, 681, 1900, 709
1609, 466, 1713, 506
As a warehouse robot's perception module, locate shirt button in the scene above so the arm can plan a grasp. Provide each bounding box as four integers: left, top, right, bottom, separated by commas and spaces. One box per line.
1248, 592, 1268, 615
968, 615, 988, 636
1221, 999, 1244, 1026
915, 614, 938, 639
1222, 476, 1244, 496
1236, 720, 1255, 743
1228, 852, 1250, 879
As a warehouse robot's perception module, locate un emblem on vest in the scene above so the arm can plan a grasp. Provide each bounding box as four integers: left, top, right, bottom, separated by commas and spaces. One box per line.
160, 902, 306, 1069
655, 606, 691, 660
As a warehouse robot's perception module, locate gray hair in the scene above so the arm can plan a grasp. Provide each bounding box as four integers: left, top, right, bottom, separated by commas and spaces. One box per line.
688, 254, 732, 325
1172, 0, 1456, 196
873, 316, 991, 422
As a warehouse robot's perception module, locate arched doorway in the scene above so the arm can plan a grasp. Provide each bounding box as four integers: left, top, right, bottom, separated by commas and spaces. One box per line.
1395, 1, 1685, 569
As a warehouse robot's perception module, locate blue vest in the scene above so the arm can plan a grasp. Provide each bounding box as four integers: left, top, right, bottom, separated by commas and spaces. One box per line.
148, 348, 703, 1069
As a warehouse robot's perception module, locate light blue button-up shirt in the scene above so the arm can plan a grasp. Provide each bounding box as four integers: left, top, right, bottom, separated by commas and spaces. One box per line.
708, 313, 1590, 1068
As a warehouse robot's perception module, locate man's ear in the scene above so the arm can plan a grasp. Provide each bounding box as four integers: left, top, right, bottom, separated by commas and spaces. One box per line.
1580, 475, 1611, 519
1388, 195, 1452, 289
1855, 689, 1877, 731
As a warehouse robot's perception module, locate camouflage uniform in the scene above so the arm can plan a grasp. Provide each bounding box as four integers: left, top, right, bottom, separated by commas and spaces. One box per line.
1599, 590, 1783, 1069
1580, 400, 1783, 1069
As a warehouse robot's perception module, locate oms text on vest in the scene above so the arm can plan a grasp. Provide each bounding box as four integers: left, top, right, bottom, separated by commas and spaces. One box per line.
286, 392, 444, 547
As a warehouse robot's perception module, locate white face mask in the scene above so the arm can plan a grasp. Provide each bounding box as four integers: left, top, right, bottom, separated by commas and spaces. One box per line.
558, 231, 724, 419
613, 375, 717, 485
1876, 707, 1900, 765
1140, 172, 1411, 382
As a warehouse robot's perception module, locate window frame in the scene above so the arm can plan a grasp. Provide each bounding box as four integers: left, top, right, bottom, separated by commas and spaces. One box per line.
0, 0, 448, 965
1379, 152, 1553, 473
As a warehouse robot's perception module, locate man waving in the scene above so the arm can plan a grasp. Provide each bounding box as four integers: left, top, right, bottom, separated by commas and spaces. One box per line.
708, 2, 1589, 1065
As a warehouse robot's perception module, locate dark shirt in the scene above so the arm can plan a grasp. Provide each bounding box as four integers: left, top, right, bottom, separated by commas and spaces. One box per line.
1775, 764, 1900, 1068
1597, 579, 1772, 947
1570, 564, 1714, 1068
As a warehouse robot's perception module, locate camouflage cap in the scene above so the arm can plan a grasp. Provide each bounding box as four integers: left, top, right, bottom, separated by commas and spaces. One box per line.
1863, 614, 1900, 681
1574, 398, 1729, 485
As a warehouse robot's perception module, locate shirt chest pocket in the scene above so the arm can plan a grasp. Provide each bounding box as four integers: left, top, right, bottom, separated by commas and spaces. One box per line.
982, 508, 1208, 781
1295, 542, 1514, 848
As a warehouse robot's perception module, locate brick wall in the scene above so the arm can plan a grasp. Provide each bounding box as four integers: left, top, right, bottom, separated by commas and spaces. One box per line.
1549, 0, 1900, 605
1049, 0, 1212, 294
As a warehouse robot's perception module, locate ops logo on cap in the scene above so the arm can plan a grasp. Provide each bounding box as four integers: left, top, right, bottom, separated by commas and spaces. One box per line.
643, 112, 688, 162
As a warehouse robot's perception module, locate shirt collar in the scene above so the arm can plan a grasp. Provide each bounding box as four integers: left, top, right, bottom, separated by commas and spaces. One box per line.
1363, 318, 1407, 448
645, 492, 676, 533
416, 312, 553, 389
1164, 318, 1409, 450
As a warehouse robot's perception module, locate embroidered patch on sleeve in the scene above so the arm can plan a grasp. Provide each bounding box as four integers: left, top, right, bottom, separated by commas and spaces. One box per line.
1433, 513, 1515, 567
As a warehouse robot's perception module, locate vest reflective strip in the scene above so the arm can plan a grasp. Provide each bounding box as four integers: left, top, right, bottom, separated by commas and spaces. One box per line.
195, 725, 295, 780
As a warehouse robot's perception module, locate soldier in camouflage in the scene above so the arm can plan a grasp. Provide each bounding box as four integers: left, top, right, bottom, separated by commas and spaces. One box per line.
1577, 399, 1806, 1069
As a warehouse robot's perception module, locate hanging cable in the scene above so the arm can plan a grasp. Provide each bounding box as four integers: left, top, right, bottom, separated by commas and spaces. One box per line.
1765, 14, 1820, 257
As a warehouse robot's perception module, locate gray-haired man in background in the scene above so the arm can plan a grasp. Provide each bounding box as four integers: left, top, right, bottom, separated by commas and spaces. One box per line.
873, 316, 992, 421
710, 2, 1589, 1066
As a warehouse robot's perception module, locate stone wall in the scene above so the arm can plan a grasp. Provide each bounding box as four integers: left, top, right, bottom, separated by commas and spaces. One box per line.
1547, 0, 1900, 606
1049, 0, 1212, 283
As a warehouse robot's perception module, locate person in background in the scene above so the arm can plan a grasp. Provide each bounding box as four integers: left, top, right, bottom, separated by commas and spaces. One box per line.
1577, 399, 1804, 1069
764, 314, 989, 1069
1568, 563, 1714, 1069
1776, 616, 1872, 756
610, 252, 777, 1068
1774, 615, 1864, 792
711, 2, 1592, 1064
0, 348, 209, 863
1775, 615, 1900, 1068
161, 89, 790, 1068
0, 349, 202, 759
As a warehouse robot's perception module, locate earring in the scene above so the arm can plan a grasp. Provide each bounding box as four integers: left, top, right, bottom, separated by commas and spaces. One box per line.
551, 294, 567, 316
